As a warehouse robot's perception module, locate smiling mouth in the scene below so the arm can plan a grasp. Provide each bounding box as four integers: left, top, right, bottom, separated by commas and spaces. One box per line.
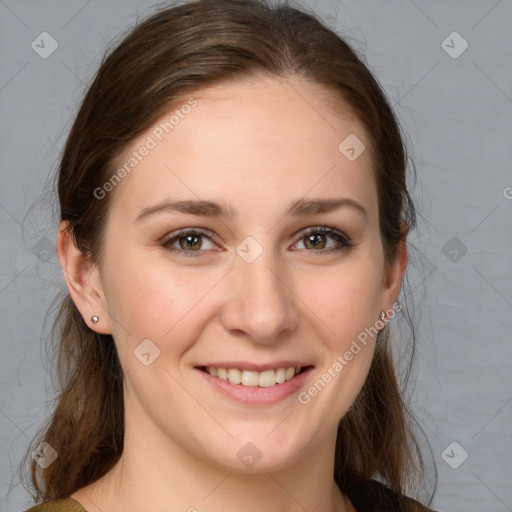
197, 366, 311, 388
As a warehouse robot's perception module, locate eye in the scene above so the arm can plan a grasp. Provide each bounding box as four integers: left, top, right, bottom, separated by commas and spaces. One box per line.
161, 228, 218, 257
161, 226, 352, 257
291, 226, 352, 254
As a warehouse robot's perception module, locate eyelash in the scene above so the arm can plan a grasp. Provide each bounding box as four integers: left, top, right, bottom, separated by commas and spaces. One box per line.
160, 226, 353, 257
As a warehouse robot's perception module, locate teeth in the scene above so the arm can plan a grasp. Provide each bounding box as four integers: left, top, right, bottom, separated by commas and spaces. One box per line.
242, 370, 259, 386
227, 368, 242, 384
285, 367, 295, 380
258, 369, 276, 388
206, 366, 301, 387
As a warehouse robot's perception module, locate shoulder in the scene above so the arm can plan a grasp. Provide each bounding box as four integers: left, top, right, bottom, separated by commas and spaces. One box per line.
22, 498, 87, 512
345, 477, 438, 512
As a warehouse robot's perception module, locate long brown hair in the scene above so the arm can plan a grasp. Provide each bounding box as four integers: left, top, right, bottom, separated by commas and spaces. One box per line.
20, 0, 429, 507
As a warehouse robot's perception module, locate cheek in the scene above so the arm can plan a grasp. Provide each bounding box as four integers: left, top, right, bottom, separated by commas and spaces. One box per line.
102, 251, 223, 354
297, 261, 384, 347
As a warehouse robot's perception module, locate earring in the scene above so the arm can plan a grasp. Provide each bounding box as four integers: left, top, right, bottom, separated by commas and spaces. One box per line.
91, 316, 99, 324
379, 312, 386, 322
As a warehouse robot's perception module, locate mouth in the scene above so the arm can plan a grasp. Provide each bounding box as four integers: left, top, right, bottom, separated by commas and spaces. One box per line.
195, 364, 314, 405
196, 365, 312, 388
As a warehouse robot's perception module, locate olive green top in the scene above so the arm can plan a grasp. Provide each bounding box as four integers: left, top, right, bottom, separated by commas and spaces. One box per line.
24, 498, 86, 512
23, 479, 437, 511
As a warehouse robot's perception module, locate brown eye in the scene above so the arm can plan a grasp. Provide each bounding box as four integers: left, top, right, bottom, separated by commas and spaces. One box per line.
303, 232, 328, 250
161, 229, 217, 256
293, 226, 352, 254
177, 234, 202, 250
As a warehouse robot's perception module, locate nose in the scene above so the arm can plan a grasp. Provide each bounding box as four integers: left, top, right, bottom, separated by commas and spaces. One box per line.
219, 249, 299, 345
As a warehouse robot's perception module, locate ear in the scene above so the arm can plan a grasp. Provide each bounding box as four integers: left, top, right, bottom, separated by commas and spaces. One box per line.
56, 220, 112, 334
380, 223, 408, 313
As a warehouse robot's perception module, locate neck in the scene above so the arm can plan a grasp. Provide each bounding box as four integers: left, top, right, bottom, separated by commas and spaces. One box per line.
71, 400, 355, 512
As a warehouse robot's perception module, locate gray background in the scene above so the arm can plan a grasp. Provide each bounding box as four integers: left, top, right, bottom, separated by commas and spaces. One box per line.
1, 0, 511, 511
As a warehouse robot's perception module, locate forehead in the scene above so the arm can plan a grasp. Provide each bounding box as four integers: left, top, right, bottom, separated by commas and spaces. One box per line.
171, 75, 367, 157
105, 76, 377, 222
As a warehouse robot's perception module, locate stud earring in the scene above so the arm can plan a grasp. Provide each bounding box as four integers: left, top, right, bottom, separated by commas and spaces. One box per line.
379, 312, 386, 322
91, 316, 99, 324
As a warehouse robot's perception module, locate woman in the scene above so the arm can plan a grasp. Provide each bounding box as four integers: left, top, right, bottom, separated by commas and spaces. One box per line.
21, 0, 437, 510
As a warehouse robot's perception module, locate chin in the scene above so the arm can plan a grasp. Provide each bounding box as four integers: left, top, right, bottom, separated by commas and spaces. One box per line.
196, 431, 308, 474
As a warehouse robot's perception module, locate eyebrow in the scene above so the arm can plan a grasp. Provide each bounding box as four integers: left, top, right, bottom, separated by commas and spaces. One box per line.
135, 197, 367, 222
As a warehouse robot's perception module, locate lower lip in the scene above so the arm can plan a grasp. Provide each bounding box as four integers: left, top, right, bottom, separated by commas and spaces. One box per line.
196, 367, 314, 405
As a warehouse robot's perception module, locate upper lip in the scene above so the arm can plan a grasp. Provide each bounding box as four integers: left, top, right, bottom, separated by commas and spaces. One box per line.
196, 361, 313, 372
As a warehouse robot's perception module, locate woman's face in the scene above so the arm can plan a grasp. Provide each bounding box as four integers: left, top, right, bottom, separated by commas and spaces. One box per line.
89, 76, 404, 472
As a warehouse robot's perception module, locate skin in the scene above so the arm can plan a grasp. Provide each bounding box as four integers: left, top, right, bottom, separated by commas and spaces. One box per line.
58, 75, 407, 512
